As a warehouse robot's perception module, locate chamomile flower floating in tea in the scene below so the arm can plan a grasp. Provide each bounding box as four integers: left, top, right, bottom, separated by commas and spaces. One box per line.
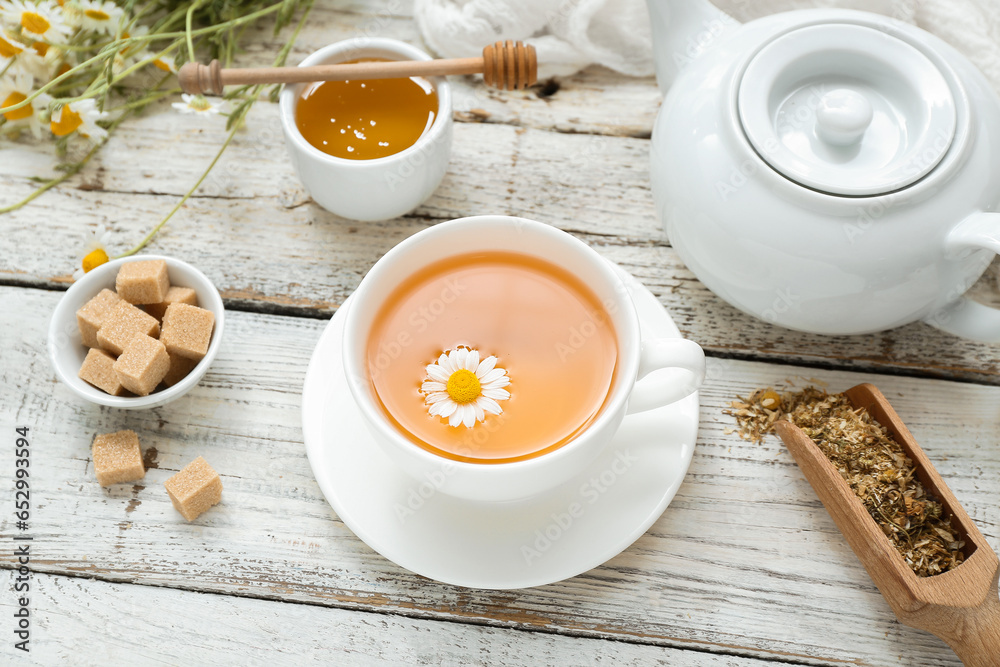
368, 251, 616, 462
422, 348, 510, 429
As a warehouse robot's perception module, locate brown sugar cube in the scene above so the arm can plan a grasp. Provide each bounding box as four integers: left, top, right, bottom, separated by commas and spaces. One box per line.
96, 301, 160, 356
165, 456, 222, 521
76, 288, 121, 348
112, 334, 170, 396
160, 303, 215, 361
78, 348, 127, 396
145, 286, 198, 320
92, 430, 145, 487
116, 259, 170, 305
162, 352, 199, 388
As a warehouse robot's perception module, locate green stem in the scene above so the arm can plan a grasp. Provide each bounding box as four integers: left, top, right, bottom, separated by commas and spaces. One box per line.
0, 113, 131, 214
0, 67, 172, 215
45, 2, 283, 53
117, 40, 183, 80
147, 3, 193, 35
274, 0, 314, 67
0, 1, 287, 114
2, 0, 312, 262
53, 40, 183, 108
0, 150, 97, 213
118, 0, 316, 255
185, 0, 205, 62
130, 0, 160, 25
105, 87, 182, 112
115, 121, 240, 258
134, 4, 285, 44
0, 48, 115, 113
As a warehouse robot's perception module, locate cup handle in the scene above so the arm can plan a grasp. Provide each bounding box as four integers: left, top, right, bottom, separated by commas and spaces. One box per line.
924, 211, 1000, 342
626, 338, 706, 415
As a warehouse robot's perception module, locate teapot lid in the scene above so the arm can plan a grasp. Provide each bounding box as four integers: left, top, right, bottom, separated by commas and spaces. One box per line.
737, 23, 956, 196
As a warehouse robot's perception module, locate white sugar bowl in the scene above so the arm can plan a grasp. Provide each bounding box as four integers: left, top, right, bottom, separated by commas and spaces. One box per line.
646, 1, 1000, 340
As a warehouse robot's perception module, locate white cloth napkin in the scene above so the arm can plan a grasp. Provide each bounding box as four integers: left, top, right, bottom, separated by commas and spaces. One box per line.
414, 0, 1000, 93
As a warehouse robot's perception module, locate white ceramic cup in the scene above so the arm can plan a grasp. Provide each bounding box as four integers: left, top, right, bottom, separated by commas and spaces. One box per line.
279, 38, 453, 221
342, 216, 706, 503
48, 255, 225, 410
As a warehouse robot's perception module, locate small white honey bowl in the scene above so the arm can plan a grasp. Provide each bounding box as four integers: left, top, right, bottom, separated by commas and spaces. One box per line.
48, 255, 225, 410
279, 38, 453, 221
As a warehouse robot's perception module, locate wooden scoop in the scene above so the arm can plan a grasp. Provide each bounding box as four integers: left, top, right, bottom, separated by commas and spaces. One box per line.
774, 383, 1000, 666
178, 40, 537, 95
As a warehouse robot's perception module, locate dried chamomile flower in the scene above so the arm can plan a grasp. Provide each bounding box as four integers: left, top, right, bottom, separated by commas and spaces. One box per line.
725, 385, 966, 576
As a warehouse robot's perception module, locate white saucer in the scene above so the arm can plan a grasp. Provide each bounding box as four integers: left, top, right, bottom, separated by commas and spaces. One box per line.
301, 264, 700, 589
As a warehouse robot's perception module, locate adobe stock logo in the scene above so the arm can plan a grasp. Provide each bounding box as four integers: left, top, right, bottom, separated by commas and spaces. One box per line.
521, 449, 637, 565
555, 299, 619, 363
392, 414, 509, 524
369, 276, 466, 382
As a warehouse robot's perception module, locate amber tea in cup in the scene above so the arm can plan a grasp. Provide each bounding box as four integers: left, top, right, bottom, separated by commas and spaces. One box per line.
367, 251, 618, 464
295, 59, 438, 160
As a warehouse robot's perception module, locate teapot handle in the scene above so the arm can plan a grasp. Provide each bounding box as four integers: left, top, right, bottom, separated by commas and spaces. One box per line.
923, 211, 1000, 341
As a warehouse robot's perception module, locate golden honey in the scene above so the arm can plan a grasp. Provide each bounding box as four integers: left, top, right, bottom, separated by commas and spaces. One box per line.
295, 60, 438, 160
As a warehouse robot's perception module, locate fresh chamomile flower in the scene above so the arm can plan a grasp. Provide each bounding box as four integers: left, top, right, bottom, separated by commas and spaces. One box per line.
73, 0, 123, 35
151, 52, 176, 73
1, 0, 71, 43
172, 93, 227, 115
50, 98, 108, 140
72, 224, 112, 280
0, 29, 26, 68
0, 29, 53, 82
0, 71, 51, 137
422, 348, 510, 428
109, 49, 132, 75
15, 39, 66, 80
109, 27, 145, 74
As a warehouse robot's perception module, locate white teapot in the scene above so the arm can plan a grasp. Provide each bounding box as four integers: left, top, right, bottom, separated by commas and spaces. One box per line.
647, 0, 1000, 339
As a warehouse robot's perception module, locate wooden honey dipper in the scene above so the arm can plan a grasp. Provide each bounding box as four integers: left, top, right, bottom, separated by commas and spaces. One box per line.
179, 40, 537, 95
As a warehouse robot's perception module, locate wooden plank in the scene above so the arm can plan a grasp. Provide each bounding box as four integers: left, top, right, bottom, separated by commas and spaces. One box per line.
4, 286, 996, 666
0, 109, 652, 235
0, 572, 780, 666
2, 107, 1000, 385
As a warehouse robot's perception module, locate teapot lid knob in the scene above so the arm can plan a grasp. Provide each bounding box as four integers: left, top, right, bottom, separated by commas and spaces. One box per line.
815, 89, 873, 146
736, 23, 958, 196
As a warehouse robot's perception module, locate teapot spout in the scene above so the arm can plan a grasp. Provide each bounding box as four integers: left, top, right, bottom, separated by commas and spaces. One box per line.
646, 0, 740, 93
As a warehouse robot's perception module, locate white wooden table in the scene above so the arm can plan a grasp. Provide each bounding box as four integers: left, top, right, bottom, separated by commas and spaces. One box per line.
2, 2, 999, 664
